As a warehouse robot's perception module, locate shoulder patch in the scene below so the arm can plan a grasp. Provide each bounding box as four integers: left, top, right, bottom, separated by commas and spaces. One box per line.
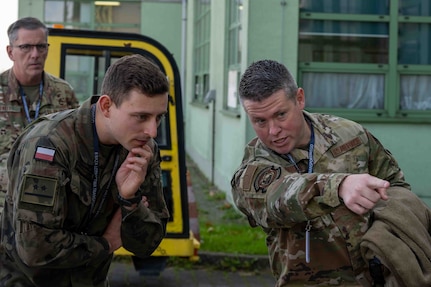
34, 146, 56, 162
330, 137, 362, 157
19, 174, 58, 210
254, 166, 281, 194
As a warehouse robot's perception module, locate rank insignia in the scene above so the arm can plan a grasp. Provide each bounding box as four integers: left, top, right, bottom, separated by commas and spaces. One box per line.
19, 174, 58, 211
254, 166, 281, 193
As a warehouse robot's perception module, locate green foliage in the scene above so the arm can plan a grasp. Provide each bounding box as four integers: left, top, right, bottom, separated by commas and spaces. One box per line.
196, 185, 267, 256
185, 156, 269, 272
166, 256, 196, 269
199, 223, 267, 255
218, 257, 257, 272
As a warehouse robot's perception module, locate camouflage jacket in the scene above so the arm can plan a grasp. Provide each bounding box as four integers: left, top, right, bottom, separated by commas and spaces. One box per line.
0, 69, 79, 192
0, 97, 169, 286
231, 111, 410, 286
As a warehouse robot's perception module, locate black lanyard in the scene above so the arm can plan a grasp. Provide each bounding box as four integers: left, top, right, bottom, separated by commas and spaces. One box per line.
90, 104, 119, 218
20, 81, 43, 124
286, 118, 315, 173
285, 117, 315, 263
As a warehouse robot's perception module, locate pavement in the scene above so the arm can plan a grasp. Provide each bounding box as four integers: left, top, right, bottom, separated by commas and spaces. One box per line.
108, 256, 275, 287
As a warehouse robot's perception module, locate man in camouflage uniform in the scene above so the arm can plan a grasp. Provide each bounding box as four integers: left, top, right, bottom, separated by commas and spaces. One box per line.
0, 54, 170, 286
231, 60, 411, 286
0, 17, 79, 215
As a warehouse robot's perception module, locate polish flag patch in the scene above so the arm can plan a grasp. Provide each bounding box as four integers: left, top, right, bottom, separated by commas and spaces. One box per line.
34, 146, 56, 162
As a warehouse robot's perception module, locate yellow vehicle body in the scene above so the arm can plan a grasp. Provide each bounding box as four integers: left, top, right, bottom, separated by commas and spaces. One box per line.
45, 28, 199, 272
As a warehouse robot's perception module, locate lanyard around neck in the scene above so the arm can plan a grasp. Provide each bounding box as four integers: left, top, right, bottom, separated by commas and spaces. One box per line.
287, 118, 315, 174
91, 104, 119, 218
20, 81, 43, 124
286, 117, 315, 264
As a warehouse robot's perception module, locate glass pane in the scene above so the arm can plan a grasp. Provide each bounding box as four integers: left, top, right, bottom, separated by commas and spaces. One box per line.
44, 1, 68, 23
194, 75, 200, 101
400, 75, 431, 110
95, 3, 140, 33
300, 0, 389, 15
155, 115, 168, 147
230, 0, 243, 22
399, 23, 431, 65
45, 1, 92, 28
45, 1, 140, 32
227, 70, 238, 109
399, 0, 431, 16
302, 72, 384, 109
194, 0, 211, 91
64, 54, 95, 103
299, 20, 388, 63
228, 29, 237, 65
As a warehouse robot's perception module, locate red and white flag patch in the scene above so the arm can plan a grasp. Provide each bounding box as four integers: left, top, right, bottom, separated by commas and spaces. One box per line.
34, 146, 56, 162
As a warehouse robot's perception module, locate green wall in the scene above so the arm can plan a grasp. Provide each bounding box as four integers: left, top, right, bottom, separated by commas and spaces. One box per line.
364, 123, 431, 206
140, 2, 182, 72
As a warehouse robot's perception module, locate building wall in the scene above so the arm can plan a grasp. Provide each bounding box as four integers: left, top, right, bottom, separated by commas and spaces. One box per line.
140, 2, 183, 76
19, 0, 44, 17
363, 123, 431, 205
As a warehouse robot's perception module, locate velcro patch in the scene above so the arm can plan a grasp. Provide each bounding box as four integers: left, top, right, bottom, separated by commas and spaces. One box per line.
20, 174, 58, 207
34, 146, 56, 162
330, 137, 362, 157
242, 165, 258, 192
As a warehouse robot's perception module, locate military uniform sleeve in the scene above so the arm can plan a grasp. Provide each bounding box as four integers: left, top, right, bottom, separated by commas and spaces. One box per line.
120, 144, 169, 258
231, 159, 349, 229
365, 129, 410, 189
42, 73, 80, 112
8, 136, 110, 268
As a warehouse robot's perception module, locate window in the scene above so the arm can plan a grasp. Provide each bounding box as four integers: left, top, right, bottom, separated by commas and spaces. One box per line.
298, 0, 431, 122
193, 0, 211, 104
225, 0, 243, 112
44, 0, 141, 33
398, 0, 431, 112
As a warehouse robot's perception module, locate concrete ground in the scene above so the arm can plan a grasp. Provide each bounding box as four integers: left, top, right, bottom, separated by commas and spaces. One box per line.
108, 259, 275, 287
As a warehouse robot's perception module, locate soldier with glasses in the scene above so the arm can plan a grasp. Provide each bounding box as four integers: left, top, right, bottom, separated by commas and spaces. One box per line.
0, 17, 79, 215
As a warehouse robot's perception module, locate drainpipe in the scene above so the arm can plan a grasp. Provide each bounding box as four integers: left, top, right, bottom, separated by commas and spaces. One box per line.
181, 0, 187, 116
204, 89, 216, 184
280, 0, 287, 62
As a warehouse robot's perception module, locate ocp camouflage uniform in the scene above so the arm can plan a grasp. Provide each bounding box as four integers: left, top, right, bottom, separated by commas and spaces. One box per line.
0, 69, 79, 215
0, 97, 169, 286
231, 111, 410, 286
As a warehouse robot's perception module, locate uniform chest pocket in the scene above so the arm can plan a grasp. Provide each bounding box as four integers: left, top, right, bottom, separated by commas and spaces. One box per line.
70, 169, 92, 207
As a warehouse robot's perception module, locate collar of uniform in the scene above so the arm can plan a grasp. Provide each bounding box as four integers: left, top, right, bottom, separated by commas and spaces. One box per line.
5, 70, 51, 104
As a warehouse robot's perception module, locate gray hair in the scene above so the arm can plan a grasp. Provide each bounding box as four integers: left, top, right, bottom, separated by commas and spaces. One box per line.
8, 17, 48, 45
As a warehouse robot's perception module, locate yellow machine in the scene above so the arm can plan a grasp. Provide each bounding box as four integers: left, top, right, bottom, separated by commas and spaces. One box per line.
45, 27, 199, 275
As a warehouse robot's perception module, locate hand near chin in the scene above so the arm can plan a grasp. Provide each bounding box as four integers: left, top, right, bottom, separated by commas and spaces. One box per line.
116, 144, 153, 198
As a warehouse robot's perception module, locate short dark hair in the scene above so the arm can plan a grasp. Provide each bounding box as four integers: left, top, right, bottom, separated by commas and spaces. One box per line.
8, 17, 48, 45
238, 59, 298, 102
101, 54, 170, 106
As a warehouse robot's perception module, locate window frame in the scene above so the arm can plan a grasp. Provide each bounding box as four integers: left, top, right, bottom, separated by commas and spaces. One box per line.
224, 0, 242, 114
298, 0, 431, 123
192, 0, 211, 105
44, 0, 141, 33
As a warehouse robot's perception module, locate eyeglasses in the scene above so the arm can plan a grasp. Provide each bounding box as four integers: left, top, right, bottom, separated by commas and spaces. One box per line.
13, 43, 50, 53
